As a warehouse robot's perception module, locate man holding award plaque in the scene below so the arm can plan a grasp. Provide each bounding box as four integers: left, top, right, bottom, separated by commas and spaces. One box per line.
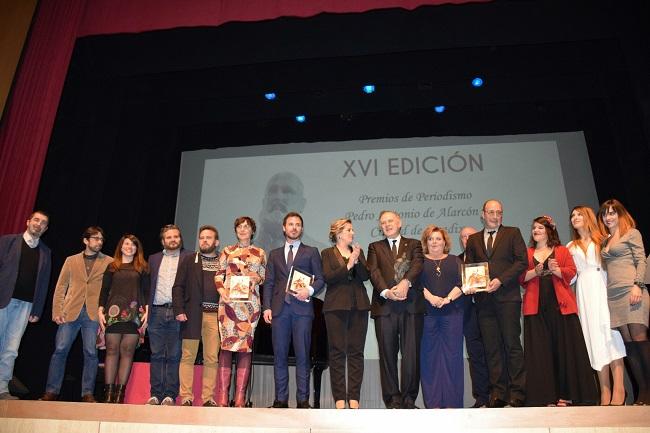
367, 210, 424, 409
464, 199, 528, 408
263, 212, 324, 409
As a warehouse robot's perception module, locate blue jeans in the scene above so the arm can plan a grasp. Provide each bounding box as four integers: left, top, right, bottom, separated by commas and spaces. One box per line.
45, 305, 99, 396
0, 298, 31, 393
148, 305, 181, 399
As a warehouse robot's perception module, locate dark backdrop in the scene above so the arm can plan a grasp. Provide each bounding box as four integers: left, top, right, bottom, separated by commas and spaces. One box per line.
15, 0, 650, 399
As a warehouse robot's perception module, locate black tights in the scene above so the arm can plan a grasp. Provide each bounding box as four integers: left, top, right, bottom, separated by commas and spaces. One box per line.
617, 323, 648, 342
104, 333, 138, 385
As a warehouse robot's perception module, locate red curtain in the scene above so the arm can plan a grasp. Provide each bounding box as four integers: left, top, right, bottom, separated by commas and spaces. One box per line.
0, 0, 485, 234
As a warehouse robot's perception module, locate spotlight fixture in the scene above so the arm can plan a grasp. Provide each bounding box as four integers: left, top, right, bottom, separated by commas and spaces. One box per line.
264, 92, 277, 100
362, 84, 375, 94
471, 77, 484, 87
295, 115, 306, 123
434, 105, 446, 113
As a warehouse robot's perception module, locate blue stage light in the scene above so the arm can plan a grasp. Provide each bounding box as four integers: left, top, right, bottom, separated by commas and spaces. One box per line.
434, 105, 446, 113
362, 84, 375, 94
471, 77, 484, 87
295, 115, 306, 123
264, 92, 277, 100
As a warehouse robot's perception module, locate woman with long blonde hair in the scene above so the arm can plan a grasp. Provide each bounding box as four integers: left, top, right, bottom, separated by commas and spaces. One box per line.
568, 206, 626, 405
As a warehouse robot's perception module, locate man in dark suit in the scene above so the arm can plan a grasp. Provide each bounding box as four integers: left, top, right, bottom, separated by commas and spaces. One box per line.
0, 211, 51, 400
458, 226, 490, 408
464, 199, 528, 407
172, 225, 221, 406
147, 224, 192, 406
263, 212, 324, 408
367, 210, 423, 409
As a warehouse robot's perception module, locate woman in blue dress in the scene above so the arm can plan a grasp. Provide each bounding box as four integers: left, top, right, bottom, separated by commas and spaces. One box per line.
419, 224, 465, 408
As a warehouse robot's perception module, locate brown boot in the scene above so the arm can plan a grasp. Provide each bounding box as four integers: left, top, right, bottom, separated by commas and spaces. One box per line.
103, 384, 115, 403
216, 366, 232, 407
233, 365, 251, 407
114, 384, 126, 404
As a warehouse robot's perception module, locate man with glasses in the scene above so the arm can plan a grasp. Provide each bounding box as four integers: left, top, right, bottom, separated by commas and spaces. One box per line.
0, 211, 52, 400
464, 200, 527, 408
41, 227, 112, 402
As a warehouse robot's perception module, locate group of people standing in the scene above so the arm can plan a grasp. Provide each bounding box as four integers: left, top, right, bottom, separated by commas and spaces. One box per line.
0, 198, 648, 410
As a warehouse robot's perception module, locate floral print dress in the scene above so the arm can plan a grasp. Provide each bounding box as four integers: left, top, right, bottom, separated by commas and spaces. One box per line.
214, 244, 266, 352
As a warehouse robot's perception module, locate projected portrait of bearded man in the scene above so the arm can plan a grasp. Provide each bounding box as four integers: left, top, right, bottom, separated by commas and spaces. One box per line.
255, 172, 325, 253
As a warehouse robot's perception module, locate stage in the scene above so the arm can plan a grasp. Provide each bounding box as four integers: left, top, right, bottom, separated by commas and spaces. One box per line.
2, 400, 650, 433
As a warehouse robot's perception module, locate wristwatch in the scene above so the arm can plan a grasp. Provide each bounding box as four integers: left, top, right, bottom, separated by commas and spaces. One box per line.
634, 281, 647, 290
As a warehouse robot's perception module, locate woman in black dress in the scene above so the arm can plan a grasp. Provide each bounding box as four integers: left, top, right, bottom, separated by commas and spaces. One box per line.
520, 216, 597, 406
321, 218, 370, 409
98, 234, 149, 403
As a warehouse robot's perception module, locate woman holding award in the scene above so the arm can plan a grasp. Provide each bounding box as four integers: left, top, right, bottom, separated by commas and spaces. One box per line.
520, 216, 596, 406
568, 206, 626, 405
214, 216, 266, 407
418, 224, 465, 408
321, 218, 370, 409
598, 199, 649, 405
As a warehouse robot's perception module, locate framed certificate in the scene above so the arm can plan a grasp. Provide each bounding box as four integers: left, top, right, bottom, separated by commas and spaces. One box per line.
229, 275, 252, 302
461, 262, 490, 293
285, 266, 314, 303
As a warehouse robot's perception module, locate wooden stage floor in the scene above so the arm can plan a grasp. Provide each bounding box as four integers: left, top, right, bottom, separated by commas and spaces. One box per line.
2, 400, 650, 433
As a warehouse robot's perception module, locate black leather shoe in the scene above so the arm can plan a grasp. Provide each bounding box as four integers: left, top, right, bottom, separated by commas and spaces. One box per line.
387, 400, 401, 409
271, 400, 288, 408
488, 398, 508, 408
507, 399, 524, 408
471, 400, 487, 408
296, 400, 311, 409
402, 401, 419, 409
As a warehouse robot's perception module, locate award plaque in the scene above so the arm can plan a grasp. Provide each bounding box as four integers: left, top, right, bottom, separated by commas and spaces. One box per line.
229, 275, 252, 302
285, 266, 314, 303
461, 262, 490, 293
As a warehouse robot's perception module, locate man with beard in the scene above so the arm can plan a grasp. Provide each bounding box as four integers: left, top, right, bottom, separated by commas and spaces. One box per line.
146, 224, 192, 405
263, 212, 324, 408
40, 226, 113, 402
464, 199, 527, 408
172, 225, 221, 406
255, 172, 326, 253
0, 211, 52, 400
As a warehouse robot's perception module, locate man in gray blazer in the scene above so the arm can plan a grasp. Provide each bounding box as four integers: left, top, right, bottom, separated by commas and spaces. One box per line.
41, 226, 113, 402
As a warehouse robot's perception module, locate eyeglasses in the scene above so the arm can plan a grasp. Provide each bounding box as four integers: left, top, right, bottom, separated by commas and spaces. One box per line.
89, 236, 105, 241
484, 210, 503, 216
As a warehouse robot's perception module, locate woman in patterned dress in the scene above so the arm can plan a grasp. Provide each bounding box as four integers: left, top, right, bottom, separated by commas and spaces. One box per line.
214, 216, 266, 407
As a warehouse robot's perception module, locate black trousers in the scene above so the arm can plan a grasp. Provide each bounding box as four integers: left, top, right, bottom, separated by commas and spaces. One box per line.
374, 311, 424, 406
324, 309, 369, 401
463, 299, 490, 404
476, 297, 526, 403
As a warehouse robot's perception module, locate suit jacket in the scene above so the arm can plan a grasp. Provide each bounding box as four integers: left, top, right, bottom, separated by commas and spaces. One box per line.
519, 245, 577, 316
464, 225, 528, 303
262, 242, 324, 317
172, 251, 213, 340
52, 252, 113, 321
367, 236, 424, 317
0, 233, 52, 318
321, 246, 371, 312
148, 249, 193, 308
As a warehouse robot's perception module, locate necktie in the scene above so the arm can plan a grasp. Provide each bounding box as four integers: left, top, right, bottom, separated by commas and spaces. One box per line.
391, 239, 398, 258
486, 231, 495, 256
285, 245, 295, 304
287, 244, 294, 268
